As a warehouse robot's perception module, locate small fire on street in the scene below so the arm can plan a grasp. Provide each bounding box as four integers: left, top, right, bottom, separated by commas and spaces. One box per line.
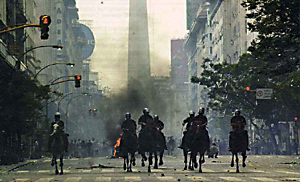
113, 133, 123, 158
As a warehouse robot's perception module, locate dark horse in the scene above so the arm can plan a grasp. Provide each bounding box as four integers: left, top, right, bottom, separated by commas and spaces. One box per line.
181, 126, 194, 170
191, 124, 209, 173
120, 129, 138, 172
138, 119, 157, 172
152, 129, 166, 169
49, 124, 68, 175
229, 122, 248, 173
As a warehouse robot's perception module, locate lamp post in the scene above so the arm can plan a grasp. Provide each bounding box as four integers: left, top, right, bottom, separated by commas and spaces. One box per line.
34, 62, 75, 80
16, 45, 63, 69
65, 94, 90, 134
57, 93, 74, 112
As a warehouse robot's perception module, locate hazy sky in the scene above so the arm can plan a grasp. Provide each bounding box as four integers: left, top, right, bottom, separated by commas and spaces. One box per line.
77, 0, 187, 92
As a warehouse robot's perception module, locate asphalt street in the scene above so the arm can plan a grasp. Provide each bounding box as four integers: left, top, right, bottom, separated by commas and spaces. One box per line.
1, 155, 300, 181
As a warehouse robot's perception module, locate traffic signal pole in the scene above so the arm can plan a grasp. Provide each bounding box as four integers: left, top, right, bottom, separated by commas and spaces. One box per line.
0, 23, 40, 35
46, 79, 76, 86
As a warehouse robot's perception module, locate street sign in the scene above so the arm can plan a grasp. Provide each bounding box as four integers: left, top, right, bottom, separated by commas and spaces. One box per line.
256, 88, 273, 99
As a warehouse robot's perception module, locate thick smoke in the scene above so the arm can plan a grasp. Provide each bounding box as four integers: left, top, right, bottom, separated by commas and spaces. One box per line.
96, 78, 169, 146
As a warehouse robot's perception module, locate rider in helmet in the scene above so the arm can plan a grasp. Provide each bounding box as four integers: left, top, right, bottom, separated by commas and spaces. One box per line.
50, 112, 65, 133
120, 112, 137, 164
153, 115, 167, 150
178, 110, 195, 149
229, 109, 249, 151
191, 108, 210, 147
138, 108, 153, 130
48, 112, 68, 162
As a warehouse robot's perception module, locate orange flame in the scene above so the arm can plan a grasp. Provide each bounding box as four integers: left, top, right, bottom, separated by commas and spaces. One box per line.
113, 133, 123, 157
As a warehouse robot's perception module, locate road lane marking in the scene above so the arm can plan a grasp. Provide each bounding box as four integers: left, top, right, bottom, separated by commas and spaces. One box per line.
15, 179, 30, 182
220, 177, 245, 181
132, 169, 138, 172
79, 169, 92, 173
63, 170, 70, 173
35, 178, 54, 182
101, 169, 114, 173
44, 160, 51, 163
187, 176, 211, 181
250, 177, 278, 181
284, 178, 300, 181
152, 169, 164, 173
70, 158, 79, 160
95, 177, 111, 181
64, 177, 81, 182
249, 169, 266, 173
38, 170, 50, 173
84, 157, 92, 160
202, 168, 215, 172
125, 177, 141, 181
157, 176, 175, 181
16, 170, 29, 173
277, 170, 300, 175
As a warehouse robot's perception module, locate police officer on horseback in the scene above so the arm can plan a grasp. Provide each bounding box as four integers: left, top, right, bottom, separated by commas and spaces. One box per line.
138, 108, 153, 129
48, 112, 68, 153
191, 108, 210, 149
120, 112, 137, 165
229, 109, 250, 151
179, 110, 195, 150
153, 115, 167, 150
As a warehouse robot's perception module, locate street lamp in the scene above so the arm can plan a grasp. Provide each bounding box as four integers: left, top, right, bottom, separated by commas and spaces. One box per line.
34, 62, 75, 80
15, 45, 63, 69
65, 93, 91, 133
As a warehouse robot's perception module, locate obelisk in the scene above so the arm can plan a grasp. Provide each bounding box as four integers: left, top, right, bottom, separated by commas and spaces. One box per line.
128, 0, 151, 91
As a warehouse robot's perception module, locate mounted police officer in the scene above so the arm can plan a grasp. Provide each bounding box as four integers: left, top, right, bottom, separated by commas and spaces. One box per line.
48, 112, 68, 166
138, 108, 153, 130
120, 112, 137, 165
138, 108, 153, 162
153, 115, 167, 150
229, 110, 250, 151
48, 112, 67, 152
179, 110, 195, 150
191, 108, 210, 147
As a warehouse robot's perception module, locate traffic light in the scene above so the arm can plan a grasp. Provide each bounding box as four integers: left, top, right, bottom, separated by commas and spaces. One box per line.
245, 87, 251, 91
39, 15, 51, 39
74, 75, 81, 88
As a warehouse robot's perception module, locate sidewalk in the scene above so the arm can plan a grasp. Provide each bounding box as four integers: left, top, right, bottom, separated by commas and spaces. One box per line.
0, 157, 49, 173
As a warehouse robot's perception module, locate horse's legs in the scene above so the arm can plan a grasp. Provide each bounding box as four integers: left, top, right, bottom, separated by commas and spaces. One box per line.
123, 156, 127, 170
192, 151, 198, 168
230, 153, 234, 167
148, 153, 152, 173
154, 152, 158, 169
132, 153, 136, 166
141, 153, 145, 167
128, 153, 133, 172
201, 154, 205, 164
54, 157, 59, 175
183, 150, 187, 170
59, 156, 63, 175
235, 153, 239, 173
126, 155, 130, 172
242, 151, 247, 167
149, 152, 153, 166
199, 154, 203, 173
159, 150, 164, 165
189, 153, 194, 170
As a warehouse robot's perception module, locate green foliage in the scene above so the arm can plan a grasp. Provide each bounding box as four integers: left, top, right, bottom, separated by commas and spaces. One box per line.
0, 70, 50, 135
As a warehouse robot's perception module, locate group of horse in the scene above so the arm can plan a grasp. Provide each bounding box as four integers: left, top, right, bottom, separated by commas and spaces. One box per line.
182, 123, 248, 173
120, 121, 166, 173
48, 121, 248, 175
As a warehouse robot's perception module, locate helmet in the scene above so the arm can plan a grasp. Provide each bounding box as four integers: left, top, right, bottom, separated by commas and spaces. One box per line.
125, 112, 131, 119
54, 112, 60, 120
189, 110, 195, 116
154, 115, 159, 120
234, 109, 241, 116
143, 108, 149, 114
198, 108, 205, 115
